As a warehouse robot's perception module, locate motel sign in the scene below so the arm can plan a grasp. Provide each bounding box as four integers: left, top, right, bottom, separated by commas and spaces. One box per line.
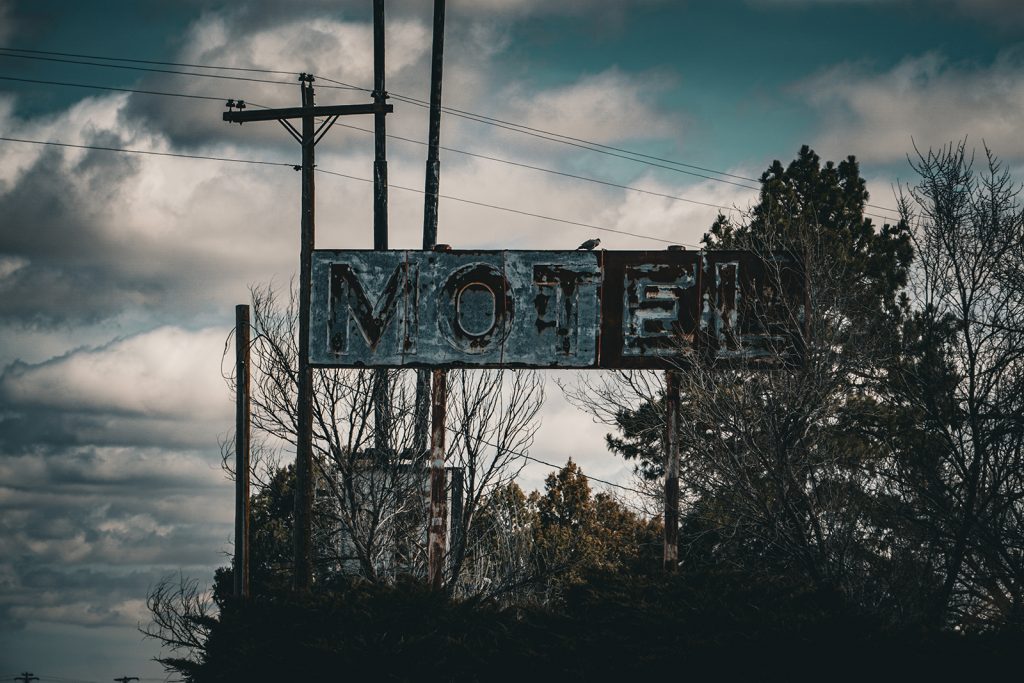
309, 249, 804, 370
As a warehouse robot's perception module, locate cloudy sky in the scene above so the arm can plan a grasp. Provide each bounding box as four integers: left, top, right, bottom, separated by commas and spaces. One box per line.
1, 0, 1021, 678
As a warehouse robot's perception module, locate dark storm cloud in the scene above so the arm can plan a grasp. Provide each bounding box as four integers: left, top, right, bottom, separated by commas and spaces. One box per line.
0, 441, 232, 632
0, 135, 171, 326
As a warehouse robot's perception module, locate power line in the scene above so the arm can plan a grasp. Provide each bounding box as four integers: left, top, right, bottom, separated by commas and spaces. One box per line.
332, 121, 742, 213
333, 376, 649, 500
0, 48, 362, 92
391, 92, 763, 191
0, 136, 691, 246
315, 168, 690, 246
0, 136, 295, 168
0, 46, 901, 217
386, 92, 903, 221
0, 46, 296, 75
3, 75, 894, 227
389, 89, 762, 184
0, 74, 249, 105
2, 71, 741, 216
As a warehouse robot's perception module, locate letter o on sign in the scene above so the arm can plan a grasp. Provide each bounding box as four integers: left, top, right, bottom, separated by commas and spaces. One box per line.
438, 263, 513, 354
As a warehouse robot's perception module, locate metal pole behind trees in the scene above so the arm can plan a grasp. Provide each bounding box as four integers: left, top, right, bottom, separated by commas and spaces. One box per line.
423, 0, 448, 591
663, 369, 681, 571
428, 368, 448, 590
293, 77, 317, 591
448, 466, 464, 581
234, 304, 251, 598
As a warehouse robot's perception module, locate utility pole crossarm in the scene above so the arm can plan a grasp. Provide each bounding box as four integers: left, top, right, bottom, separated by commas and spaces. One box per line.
223, 102, 392, 124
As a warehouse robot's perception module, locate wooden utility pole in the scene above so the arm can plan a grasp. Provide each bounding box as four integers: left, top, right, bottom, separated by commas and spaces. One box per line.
663, 369, 681, 571
422, 0, 448, 590
113, 677, 139, 683
15, 673, 38, 683
234, 304, 251, 598
224, 76, 392, 592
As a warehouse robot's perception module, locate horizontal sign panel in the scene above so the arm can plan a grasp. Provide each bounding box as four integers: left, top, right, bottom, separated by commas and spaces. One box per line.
309, 249, 804, 369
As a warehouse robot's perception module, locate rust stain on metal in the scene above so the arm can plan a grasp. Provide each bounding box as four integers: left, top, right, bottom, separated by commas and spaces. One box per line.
310, 249, 804, 369
428, 367, 448, 589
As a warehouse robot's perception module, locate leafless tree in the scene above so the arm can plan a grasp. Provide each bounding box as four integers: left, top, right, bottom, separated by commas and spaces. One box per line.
140, 573, 215, 677
223, 282, 546, 592
674, 226, 887, 592
445, 369, 544, 594
891, 141, 1024, 627
560, 369, 666, 515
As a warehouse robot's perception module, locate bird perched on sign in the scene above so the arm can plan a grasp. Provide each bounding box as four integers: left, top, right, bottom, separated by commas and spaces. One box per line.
576, 238, 601, 250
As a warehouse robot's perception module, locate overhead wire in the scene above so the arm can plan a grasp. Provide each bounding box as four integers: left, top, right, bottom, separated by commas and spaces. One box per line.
332, 121, 741, 213
0, 71, 892, 225
326, 375, 651, 502
0, 74, 262, 106
315, 168, 688, 246
0, 70, 743, 217
0, 46, 902, 218
0, 136, 690, 246
0, 48, 364, 92
0, 136, 295, 168
0, 45, 297, 75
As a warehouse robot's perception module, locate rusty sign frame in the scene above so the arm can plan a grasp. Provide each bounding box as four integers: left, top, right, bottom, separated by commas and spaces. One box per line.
309, 249, 805, 370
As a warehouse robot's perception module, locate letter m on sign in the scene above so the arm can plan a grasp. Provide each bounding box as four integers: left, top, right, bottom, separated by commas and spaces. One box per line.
329, 258, 416, 358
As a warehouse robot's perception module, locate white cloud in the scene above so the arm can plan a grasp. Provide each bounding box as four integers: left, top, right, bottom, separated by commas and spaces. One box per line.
0, 326, 231, 421
796, 50, 1024, 163
500, 68, 680, 148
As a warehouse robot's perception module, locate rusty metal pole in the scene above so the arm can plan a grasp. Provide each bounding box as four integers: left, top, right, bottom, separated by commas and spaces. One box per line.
234, 304, 251, 598
423, 0, 448, 590
663, 369, 681, 571
293, 77, 316, 591
428, 368, 448, 589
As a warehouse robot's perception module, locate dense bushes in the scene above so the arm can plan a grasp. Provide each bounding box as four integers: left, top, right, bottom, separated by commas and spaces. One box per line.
186, 568, 1021, 681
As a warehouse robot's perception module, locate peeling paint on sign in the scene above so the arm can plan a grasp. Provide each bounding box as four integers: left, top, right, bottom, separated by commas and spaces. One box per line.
309, 249, 804, 369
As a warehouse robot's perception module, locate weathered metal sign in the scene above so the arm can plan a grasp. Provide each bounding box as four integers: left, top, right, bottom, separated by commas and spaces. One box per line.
309, 249, 804, 369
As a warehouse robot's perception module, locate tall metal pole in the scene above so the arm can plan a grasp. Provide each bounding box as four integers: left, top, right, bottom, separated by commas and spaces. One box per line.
423, 0, 448, 590
373, 0, 388, 249
372, 0, 392, 456
663, 369, 681, 571
422, 0, 445, 247
234, 304, 251, 598
416, 0, 447, 462
293, 77, 316, 591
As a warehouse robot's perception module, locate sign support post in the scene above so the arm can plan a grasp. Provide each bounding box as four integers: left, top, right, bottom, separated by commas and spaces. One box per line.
423, 0, 448, 590
372, 0, 392, 456
663, 369, 681, 571
234, 304, 251, 598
